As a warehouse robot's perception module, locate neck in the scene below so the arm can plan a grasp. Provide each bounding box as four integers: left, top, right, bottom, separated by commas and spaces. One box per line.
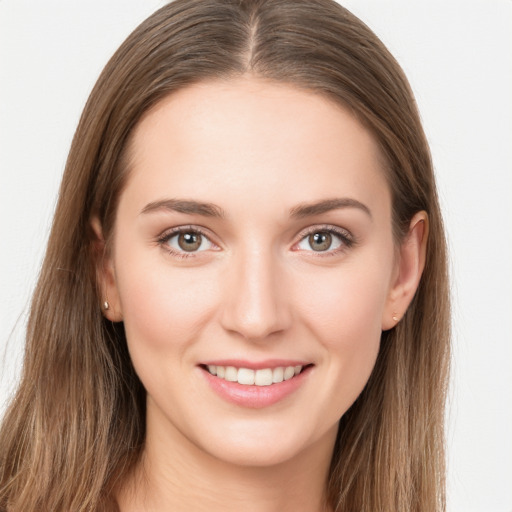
117, 406, 337, 512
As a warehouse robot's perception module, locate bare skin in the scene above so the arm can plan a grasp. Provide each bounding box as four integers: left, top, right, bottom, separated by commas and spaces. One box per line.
94, 76, 427, 512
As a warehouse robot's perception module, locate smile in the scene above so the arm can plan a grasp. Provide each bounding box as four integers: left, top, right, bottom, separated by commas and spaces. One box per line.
200, 361, 313, 408
206, 364, 303, 386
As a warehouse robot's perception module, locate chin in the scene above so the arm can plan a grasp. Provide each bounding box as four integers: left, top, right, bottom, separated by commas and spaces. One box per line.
190, 418, 337, 469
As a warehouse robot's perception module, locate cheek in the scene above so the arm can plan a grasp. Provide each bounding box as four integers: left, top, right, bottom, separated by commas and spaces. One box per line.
299, 262, 390, 344
114, 253, 219, 355
294, 257, 392, 402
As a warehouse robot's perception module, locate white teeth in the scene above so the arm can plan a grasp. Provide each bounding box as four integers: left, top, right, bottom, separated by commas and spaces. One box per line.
225, 366, 238, 382
254, 368, 273, 386
284, 366, 295, 380
206, 364, 303, 386
272, 367, 284, 383
237, 368, 255, 385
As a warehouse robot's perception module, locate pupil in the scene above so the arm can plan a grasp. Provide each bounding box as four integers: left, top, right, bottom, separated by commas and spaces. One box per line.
309, 232, 331, 251
178, 232, 202, 251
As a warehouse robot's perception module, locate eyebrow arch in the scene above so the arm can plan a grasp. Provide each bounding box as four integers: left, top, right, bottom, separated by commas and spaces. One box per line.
140, 199, 225, 218
289, 198, 372, 219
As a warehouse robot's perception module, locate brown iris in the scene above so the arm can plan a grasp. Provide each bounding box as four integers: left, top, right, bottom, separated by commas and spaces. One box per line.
177, 232, 202, 251
309, 232, 332, 251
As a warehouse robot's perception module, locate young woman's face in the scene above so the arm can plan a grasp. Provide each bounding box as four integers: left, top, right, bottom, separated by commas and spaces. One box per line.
105, 77, 399, 467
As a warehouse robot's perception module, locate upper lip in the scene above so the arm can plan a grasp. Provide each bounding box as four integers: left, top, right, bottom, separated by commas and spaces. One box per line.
199, 359, 312, 370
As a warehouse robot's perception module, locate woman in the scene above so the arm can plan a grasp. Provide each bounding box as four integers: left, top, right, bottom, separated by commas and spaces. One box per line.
0, 0, 450, 511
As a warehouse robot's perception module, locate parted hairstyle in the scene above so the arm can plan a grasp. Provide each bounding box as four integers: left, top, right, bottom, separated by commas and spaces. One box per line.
0, 1, 450, 511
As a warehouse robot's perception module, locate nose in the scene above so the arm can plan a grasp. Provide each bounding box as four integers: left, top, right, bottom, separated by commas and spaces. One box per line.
219, 245, 292, 341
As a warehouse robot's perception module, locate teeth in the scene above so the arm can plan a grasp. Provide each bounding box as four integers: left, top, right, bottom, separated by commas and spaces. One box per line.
225, 366, 238, 382
254, 368, 273, 386
237, 368, 255, 385
272, 367, 284, 383
283, 366, 295, 380
206, 365, 303, 386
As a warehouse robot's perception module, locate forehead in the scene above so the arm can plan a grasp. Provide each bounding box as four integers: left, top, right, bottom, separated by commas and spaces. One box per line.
121, 76, 390, 220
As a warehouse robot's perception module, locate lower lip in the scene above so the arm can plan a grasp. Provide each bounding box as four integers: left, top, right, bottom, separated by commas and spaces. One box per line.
200, 366, 312, 409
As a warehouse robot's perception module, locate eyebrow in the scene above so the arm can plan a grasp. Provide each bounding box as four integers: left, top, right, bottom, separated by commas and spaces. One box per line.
289, 198, 372, 219
140, 197, 371, 220
140, 199, 225, 218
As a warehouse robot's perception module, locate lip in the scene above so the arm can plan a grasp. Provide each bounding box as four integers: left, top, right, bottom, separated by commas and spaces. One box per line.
200, 358, 311, 370
198, 362, 313, 409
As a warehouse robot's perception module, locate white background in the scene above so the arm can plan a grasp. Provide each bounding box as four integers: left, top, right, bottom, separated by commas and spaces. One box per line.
0, 1, 511, 511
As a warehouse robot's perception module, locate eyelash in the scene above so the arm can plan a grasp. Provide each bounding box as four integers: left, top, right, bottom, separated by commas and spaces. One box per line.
157, 225, 215, 259
294, 224, 355, 257
157, 224, 355, 259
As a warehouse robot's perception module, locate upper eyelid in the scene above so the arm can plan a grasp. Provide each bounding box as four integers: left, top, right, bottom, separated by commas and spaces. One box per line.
157, 225, 221, 253
292, 225, 356, 255
158, 224, 215, 241
156, 223, 354, 248
295, 224, 353, 240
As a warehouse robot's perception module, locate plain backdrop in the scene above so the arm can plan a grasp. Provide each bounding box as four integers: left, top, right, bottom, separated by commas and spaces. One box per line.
1, 1, 511, 511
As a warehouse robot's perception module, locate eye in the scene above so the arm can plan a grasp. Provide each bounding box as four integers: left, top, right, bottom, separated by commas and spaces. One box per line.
159, 227, 216, 255
295, 226, 353, 254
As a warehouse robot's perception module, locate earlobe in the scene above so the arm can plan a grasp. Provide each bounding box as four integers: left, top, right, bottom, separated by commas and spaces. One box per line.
90, 217, 123, 322
382, 211, 428, 331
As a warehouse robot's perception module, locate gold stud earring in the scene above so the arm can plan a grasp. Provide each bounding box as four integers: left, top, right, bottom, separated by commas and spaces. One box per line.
103, 301, 110, 311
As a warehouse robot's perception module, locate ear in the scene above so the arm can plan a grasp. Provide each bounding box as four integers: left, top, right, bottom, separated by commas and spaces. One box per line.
90, 216, 123, 322
382, 211, 428, 330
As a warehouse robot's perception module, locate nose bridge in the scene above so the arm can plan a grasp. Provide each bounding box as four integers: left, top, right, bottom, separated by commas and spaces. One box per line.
221, 241, 290, 340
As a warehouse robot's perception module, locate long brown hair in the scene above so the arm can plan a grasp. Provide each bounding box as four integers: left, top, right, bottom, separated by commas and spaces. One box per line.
0, 1, 450, 510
